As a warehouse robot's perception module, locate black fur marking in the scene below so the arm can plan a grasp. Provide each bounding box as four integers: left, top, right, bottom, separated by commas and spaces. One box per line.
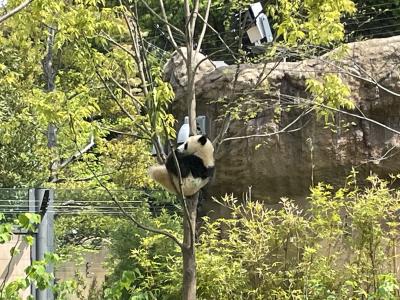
165, 150, 213, 180
198, 135, 207, 145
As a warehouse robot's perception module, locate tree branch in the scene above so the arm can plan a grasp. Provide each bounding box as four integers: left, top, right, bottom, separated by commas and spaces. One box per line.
212, 113, 231, 152
58, 134, 95, 169
95, 70, 150, 137
158, 0, 184, 57
197, 13, 238, 61
119, 3, 150, 96
108, 75, 143, 113
102, 127, 149, 140
99, 31, 137, 62
137, 0, 185, 37
222, 108, 314, 143
317, 56, 400, 98
281, 93, 400, 136
0, 0, 33, 24
194, 0, 211, 59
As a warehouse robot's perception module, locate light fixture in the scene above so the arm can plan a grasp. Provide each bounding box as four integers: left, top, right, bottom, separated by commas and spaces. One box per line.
151, 116, 208, 156
177, 117, 190, 145
246, 2, 273, 44
177, 116, 208, 145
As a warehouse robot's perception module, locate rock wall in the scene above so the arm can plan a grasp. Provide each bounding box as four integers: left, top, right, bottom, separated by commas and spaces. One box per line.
164, 36, 400, 203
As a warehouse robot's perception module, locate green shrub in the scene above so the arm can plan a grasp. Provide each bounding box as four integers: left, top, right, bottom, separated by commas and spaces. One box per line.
105, 174, 400, 299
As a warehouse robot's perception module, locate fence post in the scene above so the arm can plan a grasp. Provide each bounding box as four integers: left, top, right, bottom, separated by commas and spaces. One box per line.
29, 188, 54, 300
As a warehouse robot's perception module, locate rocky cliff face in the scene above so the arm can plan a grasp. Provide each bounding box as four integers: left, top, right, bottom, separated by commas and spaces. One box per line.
164, 36, 400, 204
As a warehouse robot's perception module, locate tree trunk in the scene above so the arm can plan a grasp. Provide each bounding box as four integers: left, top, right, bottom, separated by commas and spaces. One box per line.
183, 7, 198, 296
182, 193, 198, 300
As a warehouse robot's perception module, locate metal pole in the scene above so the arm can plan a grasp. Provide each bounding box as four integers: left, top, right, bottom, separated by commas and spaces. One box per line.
28, 189, 36, 299
33, 188, 54, 300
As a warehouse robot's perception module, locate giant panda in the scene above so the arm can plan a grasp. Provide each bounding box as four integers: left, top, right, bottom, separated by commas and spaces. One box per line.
148, 134, 215, 197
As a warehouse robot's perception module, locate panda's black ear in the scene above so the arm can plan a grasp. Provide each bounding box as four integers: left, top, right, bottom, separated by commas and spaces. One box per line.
198, 135, 207, 145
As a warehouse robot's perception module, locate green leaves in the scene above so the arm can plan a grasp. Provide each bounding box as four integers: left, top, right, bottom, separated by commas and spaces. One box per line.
17, 213, 41, 232
0, 222, 12, 244
306, 74, 354, 124
106, 175, 400, 299
24, 235, 35, 245
0, 213, 76, 300
0, 213, 13, 244
273, 0, 356, 46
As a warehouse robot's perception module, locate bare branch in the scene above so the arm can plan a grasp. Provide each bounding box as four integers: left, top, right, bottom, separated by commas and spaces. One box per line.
212, 113, 231, 152
95, 70, 150, 136
58, 134, 95, 169
0, 0, 33, 24
189, 0, 200, 42
255, 57, 284, 88
195, 0, 211, 58
158, 0, 184, 57
96, 69, 170, 163
193, 41, 239, 74
319, 103, 400, 135
317, 56, 400, 98
102, 127, 150, 140
119, 4, 150, 95
365, 145, 399, 165
197, 13, 238, 61
281, 93, 400, 136
222, 108, 314, 143
99, 32, 137, 62
137, 0, 185, 37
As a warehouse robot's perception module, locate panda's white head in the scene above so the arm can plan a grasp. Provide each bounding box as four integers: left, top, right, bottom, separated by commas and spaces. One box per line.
177, 134, 214, 166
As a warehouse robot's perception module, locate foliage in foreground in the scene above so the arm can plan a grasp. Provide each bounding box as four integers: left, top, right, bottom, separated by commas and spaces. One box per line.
103, 205, 182, 300
106, 174, 400, 299
0, 213, 76, 300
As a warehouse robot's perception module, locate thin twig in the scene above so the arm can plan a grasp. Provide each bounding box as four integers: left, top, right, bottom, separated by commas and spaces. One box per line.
102, 127, 150, 140
282, 93, 400, 136
193, 41, 238, 74
255, 57, 284, 88
197, 14, 238, 61
212, 113, 231, 152
95, 70, 150, 137
99, 31, 136, 60
222, 108, 314, 143
158, 0, 184, 57
138, 0, 185, 36
119, 3, 150, 95
317, 56, 400, 98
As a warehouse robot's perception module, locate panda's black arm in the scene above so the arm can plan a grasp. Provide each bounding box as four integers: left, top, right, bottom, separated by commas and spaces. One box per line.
165, 151, 191, 178
184, 155, 212, 179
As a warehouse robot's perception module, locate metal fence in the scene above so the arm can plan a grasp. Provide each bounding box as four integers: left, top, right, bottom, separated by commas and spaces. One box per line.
0, 188, 178, 216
